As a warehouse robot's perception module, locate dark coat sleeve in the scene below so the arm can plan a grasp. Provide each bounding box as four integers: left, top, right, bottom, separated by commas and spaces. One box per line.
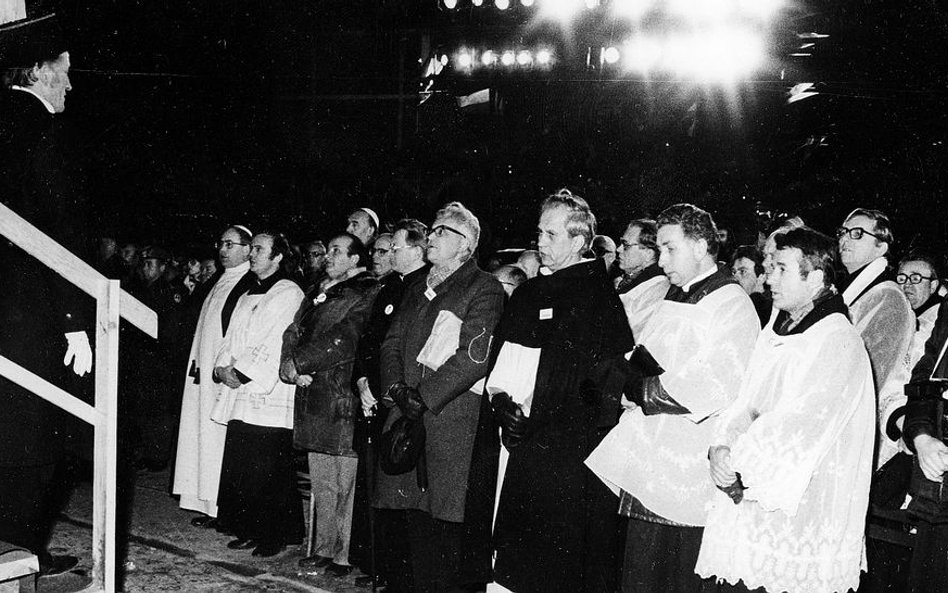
290, 284, 381, 376
903, 301, 948, 451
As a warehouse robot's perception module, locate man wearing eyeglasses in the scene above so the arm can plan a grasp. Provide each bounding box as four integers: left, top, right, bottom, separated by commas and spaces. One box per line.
350, 219, 429, 590
615, 219, 669, 337
836, 208, 913, 468
371, 233, 395, 278
898, 254, 944, 370
174, 226, 256, 529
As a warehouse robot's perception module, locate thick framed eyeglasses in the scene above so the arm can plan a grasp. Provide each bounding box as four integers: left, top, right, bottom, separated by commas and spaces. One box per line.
371, 247, 392, 256
836, 226, 882, 241
619, 240, 644, 250
897, 272, 937, 285
427, 225, 467, 240
216, 240, 248, 250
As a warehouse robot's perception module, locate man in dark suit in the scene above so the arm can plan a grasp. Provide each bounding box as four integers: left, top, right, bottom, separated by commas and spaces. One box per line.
0, 13, 91, 576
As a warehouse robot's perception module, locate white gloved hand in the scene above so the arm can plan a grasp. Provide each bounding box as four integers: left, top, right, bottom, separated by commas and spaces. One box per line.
64, 331, 93, 377
357, 376, 377, 417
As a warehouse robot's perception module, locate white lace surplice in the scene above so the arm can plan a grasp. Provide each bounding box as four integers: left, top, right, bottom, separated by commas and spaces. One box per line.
210, 279, 304, 429
585, 284, 759, 526
695, 313, 875, 593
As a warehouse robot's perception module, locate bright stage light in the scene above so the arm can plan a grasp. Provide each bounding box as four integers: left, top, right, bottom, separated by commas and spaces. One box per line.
536, 49, 553, 65
443, 0, 458, 9
481, 50, 497, 66
517, 50, 533, 65
457, 52, 474, 68
472, 0, 484, 6
496, 0, 511, 9
624, 38, 662, 74
521, 0, 535, 5
502, 51, 516, 66
664, 29, 764, 81
602, 46, 621, 65
440, 54, 449, 66
539, 0, 584, 22
609, 0, 652, 20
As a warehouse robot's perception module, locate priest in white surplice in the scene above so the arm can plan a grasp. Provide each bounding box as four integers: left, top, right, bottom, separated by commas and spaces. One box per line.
696, 228, 875, 593
172, 226, 255, 525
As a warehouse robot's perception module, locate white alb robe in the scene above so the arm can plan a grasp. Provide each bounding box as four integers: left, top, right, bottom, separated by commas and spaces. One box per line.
618, 274, 670, 338
172, 262, 250, 517
842, 257, 914, 467
586, 282, 759, 526
695, 311, 875, 593
210, 279, 303, 429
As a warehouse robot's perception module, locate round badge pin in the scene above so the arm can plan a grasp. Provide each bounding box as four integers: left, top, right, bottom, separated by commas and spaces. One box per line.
314, 293, 327, 305
384, 304, 394, 315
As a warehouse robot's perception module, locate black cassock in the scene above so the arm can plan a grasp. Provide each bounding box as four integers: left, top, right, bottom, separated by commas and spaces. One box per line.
487, 259, 635, 593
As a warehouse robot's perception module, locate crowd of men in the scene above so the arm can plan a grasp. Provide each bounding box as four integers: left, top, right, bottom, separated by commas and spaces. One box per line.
6, 17, 948, 593
71, 201, 948, 593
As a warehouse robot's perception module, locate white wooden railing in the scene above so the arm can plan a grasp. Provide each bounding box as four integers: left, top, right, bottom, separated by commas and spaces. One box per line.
0, 201, 157, 593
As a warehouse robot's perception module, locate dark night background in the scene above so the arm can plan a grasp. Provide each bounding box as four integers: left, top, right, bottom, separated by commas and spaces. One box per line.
33, 0, 948, 260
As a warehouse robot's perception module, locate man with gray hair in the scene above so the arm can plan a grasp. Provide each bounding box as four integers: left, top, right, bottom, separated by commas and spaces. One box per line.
374, 202, 504, 593
487, 190, 637, 593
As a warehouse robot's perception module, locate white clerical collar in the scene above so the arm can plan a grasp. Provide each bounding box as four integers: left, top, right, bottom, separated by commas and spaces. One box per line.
841, 256, 888, 306
681, 264, 717, 293
222, 261, 250, 278
11, 85, 57, 114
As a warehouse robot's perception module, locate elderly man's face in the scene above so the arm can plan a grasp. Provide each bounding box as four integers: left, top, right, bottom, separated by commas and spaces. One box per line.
537, 206, 584, 273
303, 244, 326, 275
35, 51, 72, 113
899, 260, 940, 310
372, 236, 394, 276
346, 211, 374, 245
426, 217, 470, 268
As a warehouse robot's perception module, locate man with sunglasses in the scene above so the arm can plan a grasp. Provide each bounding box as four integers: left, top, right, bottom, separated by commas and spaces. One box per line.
836, 208, 913, 469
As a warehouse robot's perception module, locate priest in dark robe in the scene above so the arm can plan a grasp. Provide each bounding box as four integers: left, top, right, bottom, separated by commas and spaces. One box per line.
486, 189, 636, 593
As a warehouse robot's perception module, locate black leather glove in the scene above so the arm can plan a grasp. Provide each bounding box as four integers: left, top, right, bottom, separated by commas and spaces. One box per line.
717, 474, 745, 505
491, 392, 529, 449
387, 382, 427, 421
628, 344, 664, 377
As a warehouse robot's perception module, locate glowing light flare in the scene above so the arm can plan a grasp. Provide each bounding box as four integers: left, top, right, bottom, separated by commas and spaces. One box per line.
585, 0, 600, 8
668, 0, 783, 22
602, 46, 621, 65
501, 51, 516, 66
623, 38, 662, 74
521, 0, 535, 5
663, 29, 765, 81
609, 0, 652, 20
536, 49, 553, 65
443, 0, 458, 9
456, 51, 474, 69
517, 50, 533, 65
481, 50, 496, 66
496, 0, 511, 9
538, 0, 585, 23
472, 0, 484, 5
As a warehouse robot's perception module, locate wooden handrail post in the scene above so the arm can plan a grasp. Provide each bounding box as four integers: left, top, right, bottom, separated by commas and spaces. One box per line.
91, 278, 120, 593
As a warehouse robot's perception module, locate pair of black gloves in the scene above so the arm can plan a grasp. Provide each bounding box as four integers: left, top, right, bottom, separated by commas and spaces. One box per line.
385, 382, 428, 421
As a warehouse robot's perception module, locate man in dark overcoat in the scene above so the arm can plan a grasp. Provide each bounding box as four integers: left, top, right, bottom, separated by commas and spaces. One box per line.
485, 190, 635, 593
374, 202, 505, 593
0, 14, 92, 575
